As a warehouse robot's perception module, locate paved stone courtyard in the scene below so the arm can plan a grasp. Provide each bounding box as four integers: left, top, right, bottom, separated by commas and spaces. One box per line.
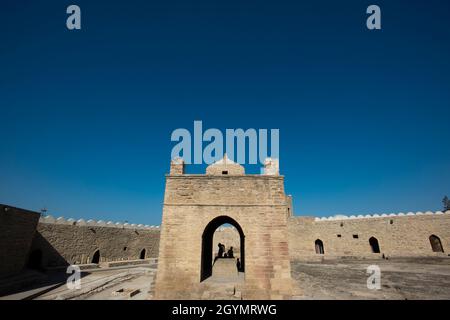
291, 257, 450, 300
2, 257, 450, 299
0, 265, 156, 300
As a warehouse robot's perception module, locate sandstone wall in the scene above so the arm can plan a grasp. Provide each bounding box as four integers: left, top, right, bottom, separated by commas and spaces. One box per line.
288, 211, 450, 260
155, 175, 292, 300
0, 204, 40, 276
163, 175, 287, 205
30, 216, 160, 268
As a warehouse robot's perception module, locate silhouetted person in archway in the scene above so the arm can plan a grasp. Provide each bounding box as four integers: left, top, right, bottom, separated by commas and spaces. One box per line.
236, 258, 241, 272
227, 246, 234, 258
217, 243, 224, 258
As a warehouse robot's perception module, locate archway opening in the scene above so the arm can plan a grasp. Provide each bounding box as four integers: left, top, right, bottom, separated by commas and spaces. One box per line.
201, 216, 245, 282
315, 239, 324, 254
27, 249, 43, 270
213, 225, 240, 256
91, 250, 100, 264
369, 237, 381, 253
140, 248, 146, 259
429, 235, 444, 253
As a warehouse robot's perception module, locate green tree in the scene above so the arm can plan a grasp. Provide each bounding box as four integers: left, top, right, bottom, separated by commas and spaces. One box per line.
443, 196, 450, 211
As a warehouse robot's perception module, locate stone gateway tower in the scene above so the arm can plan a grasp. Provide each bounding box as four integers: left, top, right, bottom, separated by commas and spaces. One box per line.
155, 155, 293, 299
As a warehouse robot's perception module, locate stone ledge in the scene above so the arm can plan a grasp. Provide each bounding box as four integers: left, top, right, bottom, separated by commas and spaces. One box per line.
165, 174, 284, 179
163, 203, 288, 207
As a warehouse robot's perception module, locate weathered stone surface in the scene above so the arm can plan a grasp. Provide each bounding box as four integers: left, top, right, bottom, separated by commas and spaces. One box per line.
291, 257, 450, 300
30, 222, 160, 267
155, 157, 293, 300
0, 204, 40, 276
288, 214, 450, 260
212, 258, 239, 277
205, 154, 245, 175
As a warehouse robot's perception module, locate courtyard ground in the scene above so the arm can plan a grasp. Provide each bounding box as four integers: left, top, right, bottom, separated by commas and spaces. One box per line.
0, 265, 156, 300
291, 257, 450, 300
2, 257, 450, 299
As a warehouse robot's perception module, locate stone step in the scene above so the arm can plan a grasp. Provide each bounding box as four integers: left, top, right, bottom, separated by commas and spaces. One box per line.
101, 258, 156, 268
200, 284, 242, 300
37, 270, 143, 300
198, 272, 244, 300
45, 264, 100, 274
212, 258, 240, 278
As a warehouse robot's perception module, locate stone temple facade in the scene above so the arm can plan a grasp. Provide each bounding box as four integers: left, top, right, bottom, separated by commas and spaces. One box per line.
155, 155, 292, 299
1, 156, 449, 299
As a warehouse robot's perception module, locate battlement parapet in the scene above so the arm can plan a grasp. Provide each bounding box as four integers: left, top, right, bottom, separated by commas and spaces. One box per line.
39, 215, 160, 230
313, 210, 450, 222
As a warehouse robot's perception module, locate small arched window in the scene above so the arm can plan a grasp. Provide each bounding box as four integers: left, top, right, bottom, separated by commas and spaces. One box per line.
91, 250, 100, 264
140, 248, 146, 259
315, 239, 324, 254
369, 237, 381, 253
429, 235, 444, 253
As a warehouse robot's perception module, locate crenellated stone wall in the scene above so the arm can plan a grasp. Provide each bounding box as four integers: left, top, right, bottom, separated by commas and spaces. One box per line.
29, 216, 160, 268
288, 211, 450, 260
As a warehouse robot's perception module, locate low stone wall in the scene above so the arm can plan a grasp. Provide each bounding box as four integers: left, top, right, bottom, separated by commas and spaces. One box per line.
30, 216, 161, 268
0, 204, 40, 276
288, 211, 450, 260
103, 258, 156, 268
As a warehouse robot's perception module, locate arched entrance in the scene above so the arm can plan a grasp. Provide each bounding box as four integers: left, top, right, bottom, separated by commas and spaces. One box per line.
140, 248, 146, 259
201, 216, 245, 282
315, 239, 324, 254
91, 250, 100, 264
369, 237, 381, 253
429, 235, 444, 252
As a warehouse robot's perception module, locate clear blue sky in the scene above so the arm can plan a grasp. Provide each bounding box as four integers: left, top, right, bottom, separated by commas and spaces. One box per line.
1, 0, 449, 225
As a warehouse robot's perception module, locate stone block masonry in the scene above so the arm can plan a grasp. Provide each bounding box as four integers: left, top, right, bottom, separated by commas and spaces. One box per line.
155, 156, 293, 300
0, 204, 40, 276
289, 211, 450, 260
30, 217, 160, 268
